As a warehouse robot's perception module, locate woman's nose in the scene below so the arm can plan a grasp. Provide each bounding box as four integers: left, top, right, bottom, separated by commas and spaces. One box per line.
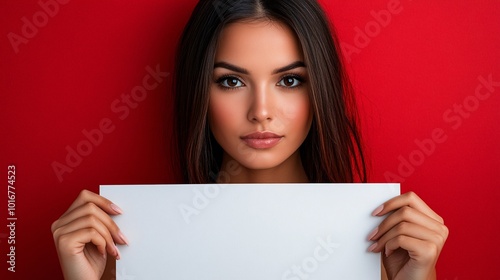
247, 84, 274, 123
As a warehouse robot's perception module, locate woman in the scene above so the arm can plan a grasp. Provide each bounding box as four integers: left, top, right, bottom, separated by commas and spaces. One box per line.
51, 0, 448, 279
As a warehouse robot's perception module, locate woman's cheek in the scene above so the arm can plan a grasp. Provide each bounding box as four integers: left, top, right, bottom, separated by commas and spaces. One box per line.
278, 95, 311, 128
209, 95, 242, 135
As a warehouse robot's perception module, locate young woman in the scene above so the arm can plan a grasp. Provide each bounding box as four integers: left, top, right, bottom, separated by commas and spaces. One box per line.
51, 0, 448, 279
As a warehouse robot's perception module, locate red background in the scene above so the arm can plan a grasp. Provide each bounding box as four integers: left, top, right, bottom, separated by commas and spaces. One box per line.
1, 0, 499, 279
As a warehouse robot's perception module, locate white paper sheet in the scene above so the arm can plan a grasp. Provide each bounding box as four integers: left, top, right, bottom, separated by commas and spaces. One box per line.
100, 183, 399, 280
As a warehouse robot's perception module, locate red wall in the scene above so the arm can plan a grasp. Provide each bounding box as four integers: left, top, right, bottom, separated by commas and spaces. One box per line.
1, 0, 499, 279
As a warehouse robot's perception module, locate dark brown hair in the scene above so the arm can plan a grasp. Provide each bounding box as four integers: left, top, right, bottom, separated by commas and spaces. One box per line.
173, 0, 367, 183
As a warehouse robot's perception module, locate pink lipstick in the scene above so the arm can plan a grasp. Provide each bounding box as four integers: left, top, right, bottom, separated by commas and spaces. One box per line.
240, 132, 283, 149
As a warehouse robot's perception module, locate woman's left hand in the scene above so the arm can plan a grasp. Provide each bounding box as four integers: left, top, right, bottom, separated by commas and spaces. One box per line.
368, 191, 449, 280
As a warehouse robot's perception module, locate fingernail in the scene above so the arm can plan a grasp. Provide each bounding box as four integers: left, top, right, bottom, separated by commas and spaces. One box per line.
372, 205, 384, 216
368, 227, 378, 240
118, 231, 130, 245
385, 248, 393, 257
110, 204, 123, 214
368, 242, 378, 252
115, 245, 121, 260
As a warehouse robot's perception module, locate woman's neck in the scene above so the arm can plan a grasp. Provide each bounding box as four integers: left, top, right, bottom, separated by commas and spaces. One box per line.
216, 151, 309, 183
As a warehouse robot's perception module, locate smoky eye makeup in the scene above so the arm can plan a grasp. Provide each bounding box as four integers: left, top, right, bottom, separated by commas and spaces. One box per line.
212, 60, 308, 88
214, 74, 246, 90
213, 72, 308, 91
277, 73, 307, 88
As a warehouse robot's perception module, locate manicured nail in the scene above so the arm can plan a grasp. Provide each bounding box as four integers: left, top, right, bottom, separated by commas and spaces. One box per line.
385, 248, 393, 257
368, 227, 378, 240
110, 204, 123, 214
115, 245, 121, 260
372, 205, 384, 216
118, 231, 130, 245
368, 242, 378, 252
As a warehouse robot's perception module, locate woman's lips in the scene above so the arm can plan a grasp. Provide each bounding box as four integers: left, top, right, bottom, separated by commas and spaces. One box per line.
240, 132, 283, 149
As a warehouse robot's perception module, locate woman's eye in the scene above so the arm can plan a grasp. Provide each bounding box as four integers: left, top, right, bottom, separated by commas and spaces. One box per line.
277, 76, 302, 88
219, 77, 244, 88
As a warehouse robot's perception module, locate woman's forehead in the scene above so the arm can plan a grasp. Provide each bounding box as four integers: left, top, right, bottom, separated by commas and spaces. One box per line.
214, 20, 304, 72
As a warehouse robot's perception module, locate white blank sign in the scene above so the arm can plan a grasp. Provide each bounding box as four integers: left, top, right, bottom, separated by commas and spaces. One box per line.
100, 183, 400, 280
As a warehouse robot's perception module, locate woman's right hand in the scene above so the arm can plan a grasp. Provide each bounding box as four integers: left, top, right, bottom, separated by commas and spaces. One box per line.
51, 189, 129, 280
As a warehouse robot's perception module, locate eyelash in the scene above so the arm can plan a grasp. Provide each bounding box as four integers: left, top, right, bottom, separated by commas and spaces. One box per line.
215, 74, 306, 91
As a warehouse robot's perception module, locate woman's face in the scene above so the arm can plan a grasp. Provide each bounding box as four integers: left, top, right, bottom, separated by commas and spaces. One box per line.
209, 20, 312, 171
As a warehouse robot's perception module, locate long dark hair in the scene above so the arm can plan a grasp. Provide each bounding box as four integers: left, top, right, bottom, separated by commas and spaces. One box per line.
173, 0, 367, 183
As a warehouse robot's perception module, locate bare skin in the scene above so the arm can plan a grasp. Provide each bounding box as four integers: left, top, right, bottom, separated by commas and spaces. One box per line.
209, 20, 313, 184
51, 20, 448, 280
51, 190, 125, 280
376, 192, 446, 280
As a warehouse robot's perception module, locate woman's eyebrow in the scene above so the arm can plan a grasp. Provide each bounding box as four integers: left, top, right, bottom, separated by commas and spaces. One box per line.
213, 61, 306, 75
214, 62, 249, 74
272, 61, 306, 74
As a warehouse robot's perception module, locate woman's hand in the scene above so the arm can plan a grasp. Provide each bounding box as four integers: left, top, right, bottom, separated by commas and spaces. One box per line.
368, 191, 449, 280
51, 190, 128, 280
